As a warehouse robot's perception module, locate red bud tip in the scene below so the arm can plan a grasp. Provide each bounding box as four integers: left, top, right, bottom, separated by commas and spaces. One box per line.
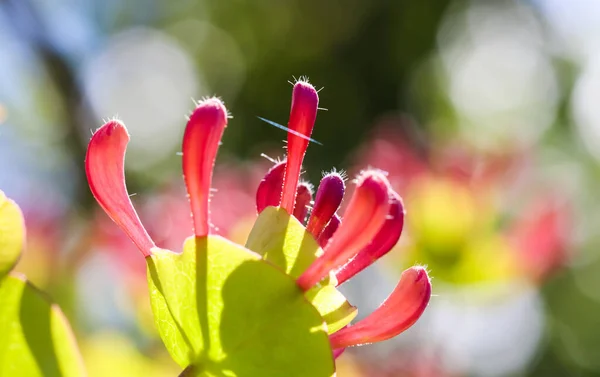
329, 266, 431, 348
297, 171, 391, 290
85, 120, 155, 257
280, 81, 319, 214
293, 182, 313, 223
318, 214, 341, 248
256, 160, 286, 213
333, 348, 345, 359
182, 98, 228, 237
307, 172, 345, 239
335, 191, 405, 285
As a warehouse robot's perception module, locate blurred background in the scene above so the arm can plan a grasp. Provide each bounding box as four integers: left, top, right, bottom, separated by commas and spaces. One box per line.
0, 0, 598, 375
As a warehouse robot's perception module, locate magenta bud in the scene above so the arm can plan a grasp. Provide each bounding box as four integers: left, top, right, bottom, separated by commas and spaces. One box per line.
256, 160, 287, 213
318, 214, 341, 248
293, 182, 313, 223
281, 81, 319, 214
332, 348, 345, 359
182, 97, 228, 237
306, 172, 345, 239
335, 190, 405, 285
329, 266, 431, 348
296, 170, 391, 291
86, 120, 155, 257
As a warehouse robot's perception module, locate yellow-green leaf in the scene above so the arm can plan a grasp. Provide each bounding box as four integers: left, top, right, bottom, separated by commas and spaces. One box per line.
0, 274, 86, 377
306, 285, 357, 334
0, 191, 25, 278
245, 207, 356, 334
246, 206, 321, 277
147, 235, 335, 377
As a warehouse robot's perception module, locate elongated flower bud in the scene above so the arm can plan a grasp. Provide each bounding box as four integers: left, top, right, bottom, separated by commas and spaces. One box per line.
256, 161, 286, 213
293, 182, 313, 222
318, 215, 341, 248
329, 266, 431, 348
182, 98, 228, 237
335, 191, 405, 285
85, 120, 155, 257
306, 173, 345, 239
280, 81, 318, 214
297, 171, 391, 290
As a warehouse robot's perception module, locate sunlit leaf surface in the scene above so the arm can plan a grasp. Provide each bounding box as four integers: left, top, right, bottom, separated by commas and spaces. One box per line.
147, 235, 335, 377
246, 207, 356, 334
0, 274, 85, 377
0, 191, 25, 278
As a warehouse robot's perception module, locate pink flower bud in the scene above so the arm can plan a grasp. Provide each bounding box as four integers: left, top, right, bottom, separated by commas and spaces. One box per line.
335, 190, 405, 285
182, 98, 228, 237
318, 214, 341, 248
329, 266, 431, 348
293, 182, 313, 223
297, 171, 391, 290
280, 81, 318, 214
256, 160, 286, 213
85, 120, 155, 257
333, 348, 345, 359
306, 172, 345, 239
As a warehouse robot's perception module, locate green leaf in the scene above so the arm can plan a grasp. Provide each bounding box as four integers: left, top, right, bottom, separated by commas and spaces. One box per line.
245, 207, 321, 277
245, 207, 356, 333
0, 191, 25, 278
147, 235, 335, 377
0, 274, 86, 377
305, 285, 357, 334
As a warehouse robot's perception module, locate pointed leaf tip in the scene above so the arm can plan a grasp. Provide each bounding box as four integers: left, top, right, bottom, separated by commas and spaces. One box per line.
86, 120, 155, 257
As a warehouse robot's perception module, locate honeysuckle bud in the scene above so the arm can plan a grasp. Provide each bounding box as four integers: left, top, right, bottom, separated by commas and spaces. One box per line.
329, 266, 431, 348
85, 120, 156, 257
306, 172, 345, 239
256, 160, 286, 213
318, 214, 341, 248
297, 171, 391, 290
280, 81, 319, 214
182, 98, 228, 237
293, 182, 313, 222
86, 79, 434, 374
335, 190, 405, 285
332, 348, 345, 359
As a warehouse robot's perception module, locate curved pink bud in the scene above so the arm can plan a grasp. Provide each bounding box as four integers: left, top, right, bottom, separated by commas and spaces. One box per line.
182, 98, 228, 237
293, 182, 313, 223
280, 81, 319, 214
318, 214, 341, 248
335, 191, 405, 285
306, 172, 345, 239
256, 160, 286, 213
85, 120, 155, 257
330, 266, 431, 348
297, 171, 391, 290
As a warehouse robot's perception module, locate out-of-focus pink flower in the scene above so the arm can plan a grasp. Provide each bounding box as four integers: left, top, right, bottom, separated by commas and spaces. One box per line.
351, 117, 573, 284
508, 195, 571, 282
